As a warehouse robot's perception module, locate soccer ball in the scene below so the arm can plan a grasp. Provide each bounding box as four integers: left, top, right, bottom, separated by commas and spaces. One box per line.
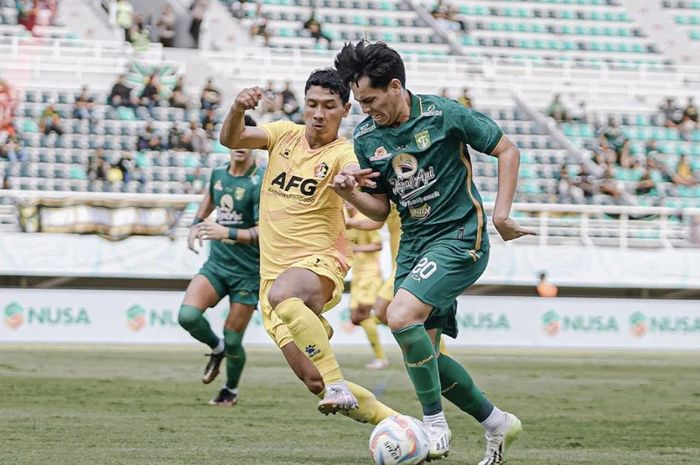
369, 415, 430, 465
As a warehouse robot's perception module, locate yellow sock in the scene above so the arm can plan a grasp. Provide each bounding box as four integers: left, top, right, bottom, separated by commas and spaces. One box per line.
275, 297, 343, 384
359, 318, 386, 360
317, 381, 399, 425
439, 337, 449, 356
371, 314, 383, 325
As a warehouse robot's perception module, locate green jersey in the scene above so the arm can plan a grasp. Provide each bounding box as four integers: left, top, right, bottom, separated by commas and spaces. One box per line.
207, 162, 263, 276
353, 93, 503, 252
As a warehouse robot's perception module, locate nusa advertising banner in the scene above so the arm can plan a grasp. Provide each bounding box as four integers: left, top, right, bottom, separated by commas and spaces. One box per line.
1, 289, 699, 349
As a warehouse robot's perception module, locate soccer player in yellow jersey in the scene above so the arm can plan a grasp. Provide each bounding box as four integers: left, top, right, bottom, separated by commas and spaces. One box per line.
345, 204, 388, 369
219, 68, 398, 423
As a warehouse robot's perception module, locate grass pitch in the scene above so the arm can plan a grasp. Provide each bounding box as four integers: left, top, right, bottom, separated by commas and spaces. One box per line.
1, 345, 699, 465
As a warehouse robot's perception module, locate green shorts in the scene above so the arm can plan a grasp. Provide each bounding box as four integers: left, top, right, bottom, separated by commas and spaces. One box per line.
395, 237, 489, 338
198, 260, 260, 306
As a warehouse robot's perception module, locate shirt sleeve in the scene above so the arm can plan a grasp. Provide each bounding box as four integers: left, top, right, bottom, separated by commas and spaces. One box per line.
260, 120, 295, 151
445, 101, 503, 155
339, 144, 359, 169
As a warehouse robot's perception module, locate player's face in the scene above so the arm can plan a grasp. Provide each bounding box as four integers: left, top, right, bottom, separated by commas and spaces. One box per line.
230, 149, 250, 163
303, 85, 350, 142
351, 76, 403, 127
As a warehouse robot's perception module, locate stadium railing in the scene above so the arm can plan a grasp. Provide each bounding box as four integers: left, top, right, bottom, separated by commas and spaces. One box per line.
0, 190, 696, 249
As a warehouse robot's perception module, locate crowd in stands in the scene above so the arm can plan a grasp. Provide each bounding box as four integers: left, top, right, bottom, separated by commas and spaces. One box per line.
107, 0, 208, 49
14, 0, 60, 32
547, 94, 699, 206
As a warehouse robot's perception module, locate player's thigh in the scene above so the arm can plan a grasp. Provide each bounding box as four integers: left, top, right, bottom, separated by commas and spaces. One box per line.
224, 302, 256, 333
182, 274, 222, 310
259, 279, 294, 349
268, 256, 341, 313
386, 288, 433, 330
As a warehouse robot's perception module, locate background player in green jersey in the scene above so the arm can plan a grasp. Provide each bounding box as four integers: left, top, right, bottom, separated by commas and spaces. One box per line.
179, 117, 263, 406
333, 41, 534, 464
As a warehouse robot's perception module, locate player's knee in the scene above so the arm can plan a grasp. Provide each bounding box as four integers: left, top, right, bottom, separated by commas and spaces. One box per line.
223, 329, 244, 358
386, 305, 417, 331
267, 284, 299, 310
178, 305, 203, 330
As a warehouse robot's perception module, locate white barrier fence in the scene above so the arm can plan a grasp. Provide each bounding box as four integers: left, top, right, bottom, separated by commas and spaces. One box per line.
1, 289, 698, 349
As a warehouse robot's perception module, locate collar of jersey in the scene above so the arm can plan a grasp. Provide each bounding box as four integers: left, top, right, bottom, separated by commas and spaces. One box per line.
226, 162, 257, 178
300, 132, 344, 153
408, 91, 423, 119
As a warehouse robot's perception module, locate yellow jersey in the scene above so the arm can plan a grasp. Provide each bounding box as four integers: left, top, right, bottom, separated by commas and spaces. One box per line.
259, 120, 357, 280
346, 211, 382, 278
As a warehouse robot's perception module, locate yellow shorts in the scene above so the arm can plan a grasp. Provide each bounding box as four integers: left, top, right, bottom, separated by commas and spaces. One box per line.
260, 254, 346, 348
376, 269, 396, 303
350, 275, 382, 308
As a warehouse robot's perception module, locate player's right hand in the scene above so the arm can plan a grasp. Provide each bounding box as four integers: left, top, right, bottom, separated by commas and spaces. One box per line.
233, 87, 264, 112
187, 225, 203, 254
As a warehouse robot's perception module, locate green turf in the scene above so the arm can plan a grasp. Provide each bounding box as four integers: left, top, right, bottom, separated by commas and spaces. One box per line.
1, 345, 699, 465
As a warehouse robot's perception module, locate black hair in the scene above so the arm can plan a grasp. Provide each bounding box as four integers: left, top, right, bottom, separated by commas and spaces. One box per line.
334, 40, 406, 89
304, 68, 350, 104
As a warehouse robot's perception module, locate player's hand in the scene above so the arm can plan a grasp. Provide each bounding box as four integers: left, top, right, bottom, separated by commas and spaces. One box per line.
187, 225, 202, 254
330, 168, 380, 196
493, 216, 536, 242
233, 87, 263, 112
198, 221, 229, 241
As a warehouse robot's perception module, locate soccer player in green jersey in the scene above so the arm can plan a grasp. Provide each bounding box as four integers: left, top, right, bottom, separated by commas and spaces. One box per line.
333, 41, 534, 464
179, 120, 264, 406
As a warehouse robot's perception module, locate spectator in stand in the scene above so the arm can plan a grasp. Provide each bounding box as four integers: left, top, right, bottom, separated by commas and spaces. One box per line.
597, 165, 624, 203
189, 0, 208, 48
178, 128, 195, 152
572, 101, 588, 123
536, 272, 558, 298
303, 10, 332, 49
201, 107, 217, 138
87, 147, 109, 181
129, 15, 151, 51
2, 175, 10, 190
573, 163, 596, 201
39, 103, 64, 135
113, 0, 134, 42
108, 74, 134, 109
440, 88, 450, 99
457, 87, 472, 108
137, 122, 156, 151
262, 80, 282, 114
547, 94, 569, 122
0, 132, 27, 163
138, 73, 161, 117
679, 97, 698, 140
600, 116, 631, 167
280, 80, 299, 118
0, 79, 17, 132
658, 97, 682, 127
35, 1, 54, 27
73, 86, 95, 120
116, 152, 135, 183
188, 120, 210, 154
200, 78, 221, 110
674, 155, 697, 186
250, 3, 271, 47
157, 3, 176, 47
169, 75, 190, 112
16, 0, 37, 32
168, 123, 184, 149
635, 167, 657, 196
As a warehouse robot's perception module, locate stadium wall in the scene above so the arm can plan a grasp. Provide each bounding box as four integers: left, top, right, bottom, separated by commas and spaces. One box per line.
2, 233, 700, 289
1, 289, 699, 349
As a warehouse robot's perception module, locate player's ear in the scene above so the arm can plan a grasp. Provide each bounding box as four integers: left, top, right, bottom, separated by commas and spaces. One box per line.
343, 102, 352, 118
390, 79, 402, 95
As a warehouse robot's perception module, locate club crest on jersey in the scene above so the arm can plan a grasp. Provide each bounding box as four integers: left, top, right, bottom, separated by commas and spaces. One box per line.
314, 162, 329, 180
414, 130, 431, 150
391, 153, 418, 180
370, 146, 392, 161
235, 187, 246, 201
280, 148, 291, 159
213, 180, 223, 191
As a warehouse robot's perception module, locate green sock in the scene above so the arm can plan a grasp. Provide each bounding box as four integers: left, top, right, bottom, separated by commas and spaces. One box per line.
393, 324, 443, 415
223, 328, 246, 390
438, 354, 494, 422
178, 305, 220, 349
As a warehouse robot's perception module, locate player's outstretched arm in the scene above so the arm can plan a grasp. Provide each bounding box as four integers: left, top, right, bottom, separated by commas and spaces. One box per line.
219, 87, 269, 149
491, 136, 536, 241
345, 203, 384, 230
330, 165, 390, 222
188, 191, 216, 253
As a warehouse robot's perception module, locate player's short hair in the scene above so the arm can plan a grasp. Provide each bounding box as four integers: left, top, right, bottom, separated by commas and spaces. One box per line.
334, 40, 406, 89
304, 68, 350, 104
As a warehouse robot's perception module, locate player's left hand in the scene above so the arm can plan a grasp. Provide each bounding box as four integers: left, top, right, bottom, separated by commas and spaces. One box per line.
493, 216, 536, 242
198, 221, 229, 241
330, 168, 380, 194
